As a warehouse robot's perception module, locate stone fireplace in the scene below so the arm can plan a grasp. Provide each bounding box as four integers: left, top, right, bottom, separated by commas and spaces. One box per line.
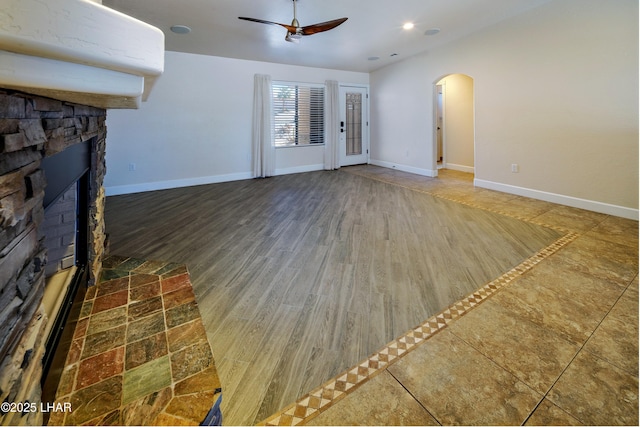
0, 89, 108, 425
0, 1, 164, 425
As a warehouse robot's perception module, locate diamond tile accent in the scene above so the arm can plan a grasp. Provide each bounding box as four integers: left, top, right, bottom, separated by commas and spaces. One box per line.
260, 176, 580, 426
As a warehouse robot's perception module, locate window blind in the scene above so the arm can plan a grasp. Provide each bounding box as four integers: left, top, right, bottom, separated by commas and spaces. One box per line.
272, 82, 325, 147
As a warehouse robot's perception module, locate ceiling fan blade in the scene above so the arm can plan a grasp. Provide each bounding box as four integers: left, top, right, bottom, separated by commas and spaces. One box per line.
300, 17, 348, 36
238, 17, 296, 34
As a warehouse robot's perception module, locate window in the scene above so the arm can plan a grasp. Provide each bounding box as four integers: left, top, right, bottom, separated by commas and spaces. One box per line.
272, 82, 324, 147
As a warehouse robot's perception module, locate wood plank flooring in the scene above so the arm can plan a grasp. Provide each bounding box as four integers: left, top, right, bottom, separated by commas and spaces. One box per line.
104, 167, 562, 425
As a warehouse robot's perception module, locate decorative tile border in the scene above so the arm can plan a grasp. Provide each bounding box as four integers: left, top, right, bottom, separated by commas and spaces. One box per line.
260, 169, 581, 426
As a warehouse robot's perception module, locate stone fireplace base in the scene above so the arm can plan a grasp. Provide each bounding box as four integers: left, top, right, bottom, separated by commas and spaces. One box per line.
0, 89, 107, 426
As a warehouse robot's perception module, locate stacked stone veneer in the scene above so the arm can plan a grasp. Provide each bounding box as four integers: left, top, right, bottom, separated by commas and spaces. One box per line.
0, 89, 107, 426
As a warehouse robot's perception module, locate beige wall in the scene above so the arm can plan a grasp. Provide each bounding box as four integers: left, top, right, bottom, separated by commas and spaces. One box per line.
371, 0, 638, 218
438, 74, 475, 171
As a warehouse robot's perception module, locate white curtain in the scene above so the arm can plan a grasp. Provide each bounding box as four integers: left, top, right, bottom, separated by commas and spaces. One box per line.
252, 74, 275, 178
324, 80, 340, 170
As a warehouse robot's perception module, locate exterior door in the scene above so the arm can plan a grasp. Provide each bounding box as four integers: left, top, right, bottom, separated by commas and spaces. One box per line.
339, 86, 369, 166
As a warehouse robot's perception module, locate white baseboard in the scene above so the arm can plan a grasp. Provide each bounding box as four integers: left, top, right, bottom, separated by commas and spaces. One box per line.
105, 172, 253, 196
445, 163, 475, 174
474, 179, 639, 220
275, 164, 324, 176
369, 159, 437, 177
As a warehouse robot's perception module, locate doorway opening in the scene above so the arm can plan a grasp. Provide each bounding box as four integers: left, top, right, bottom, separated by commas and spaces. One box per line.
434, 74, 475, 174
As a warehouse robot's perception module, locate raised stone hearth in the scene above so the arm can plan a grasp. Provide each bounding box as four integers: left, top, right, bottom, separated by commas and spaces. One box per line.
47, 256, 222, 426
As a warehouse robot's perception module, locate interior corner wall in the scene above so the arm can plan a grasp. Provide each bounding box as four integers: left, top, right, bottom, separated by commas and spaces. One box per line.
370, 0, 638, 217
104, 51, 368, 195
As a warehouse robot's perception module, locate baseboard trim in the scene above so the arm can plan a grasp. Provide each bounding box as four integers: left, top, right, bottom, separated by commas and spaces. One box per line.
445, 163, 475, 174
105, 172, 253, 196
370, 159, 437, 177
275, 164, 324, 176
474, 179, 639, 220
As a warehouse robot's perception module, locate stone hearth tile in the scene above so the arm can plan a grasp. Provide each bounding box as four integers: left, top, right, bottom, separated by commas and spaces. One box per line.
117, 257, 147, 272
129, 279, 161, 302
79, 300, 93, 319
547, 351, 639, 425
82, 324, 126, 359
129, 273, 161, 289
66, 337, 84, 365
82, 409, 123, 426
102, 255, 131, 269
387, 329, 541, 425
165, 300, 200, 329
304, 370, 438, 426
121, 387, 173, 426
163, 285, 196, 310
524, 398, 583, 426
127, 311, 165, 343
161, 272, 191, 294
448, 298, 580, 394
170, 342, 214, 383
133, 260, 171, 274
56, 363, 78, 399
86, 306, 127, 336
76, 346, 125, 390
73, 317, 89, 340
153, 412, 193, 426
65, 376, 123, 426
167, 319, 208, 353
128, 295, 163, 321
164, 264, 189, 277
582, 287, 639, 376
125, 331, 168, 370
174, 366, 221, 396
164, 390, 216, 423
92, 289, 128, 314
99, 268, 130, 283
159, 264, 188, 279
97, 276, 129, 297
85, 284, 97, 300
122, 355, 172, 405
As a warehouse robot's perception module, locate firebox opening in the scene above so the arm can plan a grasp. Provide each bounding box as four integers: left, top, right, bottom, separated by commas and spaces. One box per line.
39, 140, 91, 406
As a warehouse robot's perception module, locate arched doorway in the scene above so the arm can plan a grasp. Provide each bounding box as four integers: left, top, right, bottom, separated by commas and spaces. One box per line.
434, 74, 475, 174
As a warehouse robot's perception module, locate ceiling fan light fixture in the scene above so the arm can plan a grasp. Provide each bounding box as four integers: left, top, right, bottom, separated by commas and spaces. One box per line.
285, 32, 301, 43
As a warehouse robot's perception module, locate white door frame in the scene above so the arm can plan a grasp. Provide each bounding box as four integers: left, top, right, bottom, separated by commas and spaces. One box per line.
339, 84, 370, 167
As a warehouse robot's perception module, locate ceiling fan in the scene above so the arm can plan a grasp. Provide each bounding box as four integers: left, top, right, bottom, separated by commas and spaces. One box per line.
239, 0, 348, 43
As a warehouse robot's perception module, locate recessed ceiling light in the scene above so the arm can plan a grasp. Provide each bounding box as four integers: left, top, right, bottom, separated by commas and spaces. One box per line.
424, 28, 440, 36
403, 22, 415, 30
368, 56, 380, 61
170, 25, 191, 34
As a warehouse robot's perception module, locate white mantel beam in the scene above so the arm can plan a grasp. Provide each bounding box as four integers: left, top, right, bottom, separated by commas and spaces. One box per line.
0, 0, 164, 108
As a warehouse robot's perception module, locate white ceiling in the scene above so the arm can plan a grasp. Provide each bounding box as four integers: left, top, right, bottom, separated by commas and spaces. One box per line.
103, 0, 551, 73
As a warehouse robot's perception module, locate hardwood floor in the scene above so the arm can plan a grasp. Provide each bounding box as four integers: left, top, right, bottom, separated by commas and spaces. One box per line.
105, 167, 562, 425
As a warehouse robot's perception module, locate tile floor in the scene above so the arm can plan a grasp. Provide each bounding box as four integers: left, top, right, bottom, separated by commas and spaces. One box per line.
262, 167, 638, 426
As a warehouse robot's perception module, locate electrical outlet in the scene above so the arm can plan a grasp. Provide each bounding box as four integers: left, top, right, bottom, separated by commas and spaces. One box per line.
128, 163, 136, 172
511, 163, 519, 173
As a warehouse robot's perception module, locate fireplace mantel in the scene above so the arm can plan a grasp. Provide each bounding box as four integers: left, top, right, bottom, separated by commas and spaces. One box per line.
0, 0, 164, 109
